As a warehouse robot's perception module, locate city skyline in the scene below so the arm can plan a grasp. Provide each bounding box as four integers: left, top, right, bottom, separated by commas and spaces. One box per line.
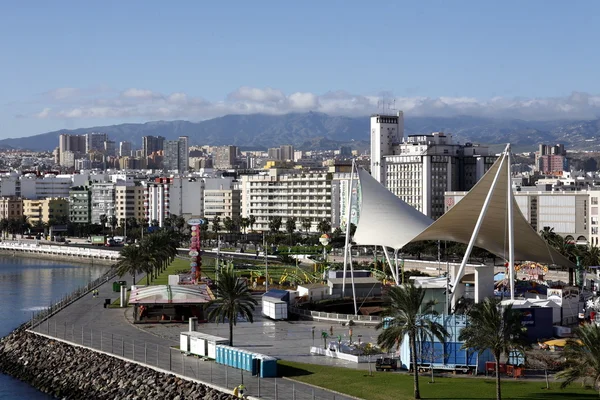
3, 1, 600, 138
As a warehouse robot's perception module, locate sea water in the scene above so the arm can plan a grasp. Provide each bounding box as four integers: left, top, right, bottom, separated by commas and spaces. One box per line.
0, 256, 109, 399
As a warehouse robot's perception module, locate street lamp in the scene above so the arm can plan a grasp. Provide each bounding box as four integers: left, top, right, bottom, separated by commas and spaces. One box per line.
319, 234, 330, 263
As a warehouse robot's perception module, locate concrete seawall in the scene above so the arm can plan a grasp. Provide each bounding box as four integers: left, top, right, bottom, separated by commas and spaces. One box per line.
0, 329, 237, 400
0, 242, 119, 266
0, 249, 116, 266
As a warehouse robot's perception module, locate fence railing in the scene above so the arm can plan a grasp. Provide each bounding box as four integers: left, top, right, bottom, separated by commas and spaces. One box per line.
289, 306, 381, 324
29, 322, 353, 400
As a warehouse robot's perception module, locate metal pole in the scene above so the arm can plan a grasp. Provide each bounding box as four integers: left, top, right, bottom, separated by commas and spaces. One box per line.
210, 361, 212, 382
226, 366, 228, 387
449, 147, 508, 302
145, 342, 147, 364
169, 350, 172, 370
349, 244, 358, 316
91, 330, 93, 347
342, 159, 356, 297
133, 340, 135, 361
111, 333, 114, 353
81, 326, 84, 344
264, 232, 268, 292
507, 145, 515, 300
275, 378, 278, 399
54, 320, 57, 337
100, 331, 103, 351
257, 374, 260, 397
181, 352, 184, 374
122, 338, 124, 357
293, 383, 296, 400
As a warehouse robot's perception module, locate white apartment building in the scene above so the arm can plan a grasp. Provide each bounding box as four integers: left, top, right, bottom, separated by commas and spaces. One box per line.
204, 177, 240, 229
144, 177, 205, 227
240, 169, 331, 232
384, 133, 495, 219
91, 182, 116, 225
369, 112, 494, 219
115, 183, 144, 226
370, 112, 404, 185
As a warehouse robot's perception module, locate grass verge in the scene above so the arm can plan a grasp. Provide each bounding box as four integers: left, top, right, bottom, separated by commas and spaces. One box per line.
278, 360, 597, 400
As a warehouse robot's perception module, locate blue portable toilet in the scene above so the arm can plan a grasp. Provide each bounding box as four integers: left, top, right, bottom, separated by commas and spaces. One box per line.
233, 349, 242, 369
216, 345, 224, 364
224, 347, 231, 366
240, 350, 249, 371
260, 356, 278, 378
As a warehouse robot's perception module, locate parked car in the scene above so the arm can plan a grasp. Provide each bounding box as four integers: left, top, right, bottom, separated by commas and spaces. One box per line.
375, 357, 399, 372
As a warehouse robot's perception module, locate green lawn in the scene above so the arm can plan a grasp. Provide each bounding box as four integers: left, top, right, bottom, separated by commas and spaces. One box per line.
278, 361, 597, 400
150, 256, 316, 287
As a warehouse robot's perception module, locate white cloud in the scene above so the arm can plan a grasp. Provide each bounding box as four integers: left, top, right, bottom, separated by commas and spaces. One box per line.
29, 87, 600, 121
120, 88, 162, 100
36, 108, 51, 118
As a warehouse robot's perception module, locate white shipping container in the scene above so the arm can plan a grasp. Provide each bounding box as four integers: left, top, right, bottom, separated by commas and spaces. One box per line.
262, 297, 288, 320
190, 336, 203, 356
180, 333, 190, 352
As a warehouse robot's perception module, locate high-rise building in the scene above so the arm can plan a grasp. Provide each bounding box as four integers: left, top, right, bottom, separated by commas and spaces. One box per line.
119, 141, 132, 157
58, 134, 86, 166
536, 144, 568, 175
213, 146, 237, 169
280, 145, 294, 161
267, 147, 281, 160
86, 133, 108, 153
142, 136, 165, 157
178, 136, 189, 172
144, 177, 205, 227
163, 137, 189, 172
163, 140, 180, 171
370, 112, 404, 185
103, 140, 116, 156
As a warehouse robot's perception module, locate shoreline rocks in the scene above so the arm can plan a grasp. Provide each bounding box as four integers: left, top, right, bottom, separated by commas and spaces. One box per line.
0, 329, 236, 400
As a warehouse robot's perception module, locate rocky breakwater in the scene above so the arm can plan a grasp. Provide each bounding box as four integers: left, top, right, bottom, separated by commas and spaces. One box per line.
0, 329, 237, 400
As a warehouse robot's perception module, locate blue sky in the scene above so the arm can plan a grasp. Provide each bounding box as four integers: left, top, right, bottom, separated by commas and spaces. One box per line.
2, 1, 600, 138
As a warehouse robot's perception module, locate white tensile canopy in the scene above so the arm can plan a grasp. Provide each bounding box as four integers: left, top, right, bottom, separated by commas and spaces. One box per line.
410, 151, 574, 268
353, 168, 434, 250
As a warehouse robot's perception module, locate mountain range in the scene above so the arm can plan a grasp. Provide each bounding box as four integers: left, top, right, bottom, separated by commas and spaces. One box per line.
2, 112, 600, 153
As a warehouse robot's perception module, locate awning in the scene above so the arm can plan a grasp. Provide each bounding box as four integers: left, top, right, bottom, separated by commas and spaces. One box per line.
129, 284, 214, 304
353, 168, 433, 250
409, 151, 574, 267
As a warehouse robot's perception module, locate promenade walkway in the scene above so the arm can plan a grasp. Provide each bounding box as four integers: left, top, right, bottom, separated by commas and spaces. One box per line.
32, 275, 359, 400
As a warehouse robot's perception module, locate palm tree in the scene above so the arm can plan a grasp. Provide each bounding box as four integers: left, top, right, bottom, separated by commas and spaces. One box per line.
557, 324, 600, 394
109, 216, 118, 235
285, 217, 297, 243
223, 217, 235, 234
317, 218, 331, 234
116, 245, 150, 285
240, 217, 249, 235
248, 214, 256, 232
459, 298, 527, 400
207, 266, 258, 346
268, 216, 282, 233
302, 218, 312, 234
99, 214, 108, 235
212, 216, 221, 234
376, 283, 447, 399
